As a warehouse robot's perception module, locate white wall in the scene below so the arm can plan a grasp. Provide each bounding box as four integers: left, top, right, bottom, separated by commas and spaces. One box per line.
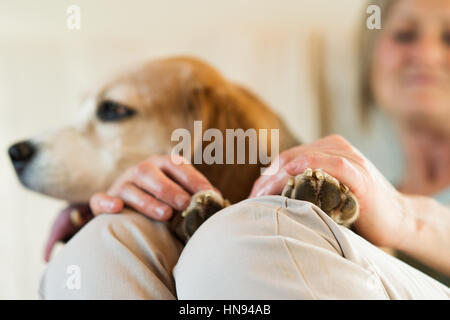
0, 0, 365, 298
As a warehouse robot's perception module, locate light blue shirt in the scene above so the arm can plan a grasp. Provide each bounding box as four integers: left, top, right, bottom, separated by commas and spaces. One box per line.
433, 188, 450, 205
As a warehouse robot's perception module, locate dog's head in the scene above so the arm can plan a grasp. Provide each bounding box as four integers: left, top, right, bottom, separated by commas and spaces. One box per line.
8, 56, 300, 261
8, 57, 236, 203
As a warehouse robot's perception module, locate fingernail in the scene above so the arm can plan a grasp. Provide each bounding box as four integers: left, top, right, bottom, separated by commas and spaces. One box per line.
100, 199, 116, 211
199, 184, 212, 191
285, 162, 297, 171
175, 194, 190, 209
286, 162, 301, 175
155, 206, 168, 218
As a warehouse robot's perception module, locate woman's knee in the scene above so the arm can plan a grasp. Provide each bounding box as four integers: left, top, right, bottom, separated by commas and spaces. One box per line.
40, 211, 182, 299
173, 197, 312, 299
175, 196, 341, 270
173, 196, 385, 299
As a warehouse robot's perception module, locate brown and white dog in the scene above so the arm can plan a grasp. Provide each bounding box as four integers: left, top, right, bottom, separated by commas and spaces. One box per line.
8, 56, 299, 260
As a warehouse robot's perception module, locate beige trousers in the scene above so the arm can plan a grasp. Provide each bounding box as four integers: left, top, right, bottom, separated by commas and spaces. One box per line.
39, 196, 450, 299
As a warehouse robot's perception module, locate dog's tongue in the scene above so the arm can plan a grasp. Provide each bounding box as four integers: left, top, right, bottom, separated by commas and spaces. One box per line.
44, 203, 94, 262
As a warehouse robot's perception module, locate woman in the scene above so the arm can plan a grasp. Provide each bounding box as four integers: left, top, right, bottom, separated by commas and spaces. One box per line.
357, 0, 450, 283
39, 0, 450, 299
359, 0, 450, 199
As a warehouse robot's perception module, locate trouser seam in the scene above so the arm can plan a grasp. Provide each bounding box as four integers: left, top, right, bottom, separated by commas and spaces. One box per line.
275, 205, 318, 300
286, 199, 346, 258
285, 199, 390, 299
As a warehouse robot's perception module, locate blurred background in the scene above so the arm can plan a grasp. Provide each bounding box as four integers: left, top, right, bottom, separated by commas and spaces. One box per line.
0, 0, 403, 298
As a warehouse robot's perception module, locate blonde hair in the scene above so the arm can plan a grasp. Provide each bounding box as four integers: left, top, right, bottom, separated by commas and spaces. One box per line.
358, 0, 398, 125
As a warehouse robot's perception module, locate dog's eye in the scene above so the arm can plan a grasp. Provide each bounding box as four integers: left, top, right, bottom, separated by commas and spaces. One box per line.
96, 100, 136, 122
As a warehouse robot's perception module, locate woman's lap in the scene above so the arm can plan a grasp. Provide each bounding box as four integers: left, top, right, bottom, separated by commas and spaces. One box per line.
39, 196, 450, 299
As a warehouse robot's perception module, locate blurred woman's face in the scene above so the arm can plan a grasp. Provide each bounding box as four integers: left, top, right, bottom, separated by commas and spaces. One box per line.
371, 0, 450, 133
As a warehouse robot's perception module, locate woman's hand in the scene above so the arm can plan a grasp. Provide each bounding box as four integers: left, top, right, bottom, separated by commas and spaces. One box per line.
89, 155, 217, 221
250, 135, 407, 248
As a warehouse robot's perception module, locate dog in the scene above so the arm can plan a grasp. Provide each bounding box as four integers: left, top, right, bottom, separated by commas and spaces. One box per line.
8, 56, 299, 259
8, 56, 359, 260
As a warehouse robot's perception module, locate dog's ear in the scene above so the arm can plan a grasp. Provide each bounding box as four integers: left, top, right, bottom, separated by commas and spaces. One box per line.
184, 84, 211, 117
185, 83, 248, 131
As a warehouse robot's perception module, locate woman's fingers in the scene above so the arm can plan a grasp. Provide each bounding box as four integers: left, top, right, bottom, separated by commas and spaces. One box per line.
124, 161, 192, 211
249, 148, 313, 197
90, 192, 124, 215
115, 183, 173, 220
89, 155, 219, 221
251, 151, 365, 200
250, 169, 291, 198
249, 148, 302, 197
151, 156, 216, 194
284, 153, 366, 198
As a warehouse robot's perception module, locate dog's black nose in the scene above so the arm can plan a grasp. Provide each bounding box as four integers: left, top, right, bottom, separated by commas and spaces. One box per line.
8, 141, 35, 165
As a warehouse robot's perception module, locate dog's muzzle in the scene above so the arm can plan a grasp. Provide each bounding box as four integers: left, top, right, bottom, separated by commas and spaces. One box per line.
8, 140, 36, 176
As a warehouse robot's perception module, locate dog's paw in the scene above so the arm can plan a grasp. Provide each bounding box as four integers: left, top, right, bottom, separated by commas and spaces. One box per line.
281, 168, 359, 226
170, 190, 229, 243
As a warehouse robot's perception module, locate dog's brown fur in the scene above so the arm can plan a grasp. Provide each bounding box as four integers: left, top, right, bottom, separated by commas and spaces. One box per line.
116, 56, 300, 202
169, 57, 299, 202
